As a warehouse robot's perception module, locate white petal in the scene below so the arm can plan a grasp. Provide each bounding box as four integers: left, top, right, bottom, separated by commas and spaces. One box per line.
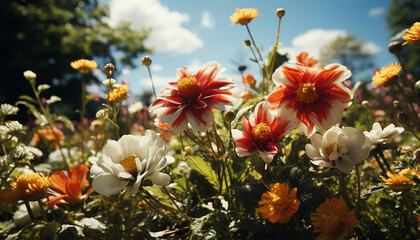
186, 108, 213, 132
102, 140, 123, 163
258, 151, 274, 164
335, 159, 354, 174
324, 63, 352, 84
92, 174, 128, 195
235, 147, 254, 157
305, 144, 321, 159
147, 172, 171, 186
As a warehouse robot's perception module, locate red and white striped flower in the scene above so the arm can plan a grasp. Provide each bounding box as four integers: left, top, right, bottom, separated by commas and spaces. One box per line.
232, 101, 295, 163
149, 61, 235, 134
267, 63, 352, 137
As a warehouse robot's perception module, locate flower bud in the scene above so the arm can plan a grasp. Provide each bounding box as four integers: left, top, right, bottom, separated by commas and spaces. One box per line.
415, 80, 420, 98
142, 56, 152, 67
393, 100, 401, 110
361, 100, 370, 108
96, 109, 108, 120
102, 78, 116, 89
23, 70, 37, 84
276, 8, 285, 18
184, 146, 192, 155
104, 63, 115, 77
244, 40, 251, 47
224, 110, 236, 122
238, 65, 247, 72
388, 41, 402, 55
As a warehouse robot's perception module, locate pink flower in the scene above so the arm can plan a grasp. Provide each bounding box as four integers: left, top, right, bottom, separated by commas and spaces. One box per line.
149, 61, 235, 134
266, 63, 352, 137
232, 101, 295, 163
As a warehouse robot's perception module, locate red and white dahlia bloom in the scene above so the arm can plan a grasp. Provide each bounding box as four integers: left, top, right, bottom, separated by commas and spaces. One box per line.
232, 101, 295, 163
149, 61, 235, 134
267, 63, 352, 137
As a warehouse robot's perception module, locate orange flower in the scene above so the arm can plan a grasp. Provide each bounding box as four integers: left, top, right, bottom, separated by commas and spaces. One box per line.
372, 62, 401, 86
70, 59, 98, 74
311, 196, 357, 240
380, 169, 417, 191
402, 22, 420, 46
107, 85, 130, 102
256, 183, 300, 223
243, 90, 253, 103
296, 52, 318, 67
10, 173, 50, 201
32, 127, 64, 149
46, 164, 93, 207
242, 73, 256, 86
230, 8, 259, 25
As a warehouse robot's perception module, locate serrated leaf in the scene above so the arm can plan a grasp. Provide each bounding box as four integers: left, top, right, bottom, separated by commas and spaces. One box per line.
186, 156, 219, 191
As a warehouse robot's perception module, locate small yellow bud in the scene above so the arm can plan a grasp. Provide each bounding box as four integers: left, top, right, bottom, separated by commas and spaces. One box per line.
104, 63, 115, 77
142, 56, 152, 67
276, 8, 285, 18
361, 100, 370, 108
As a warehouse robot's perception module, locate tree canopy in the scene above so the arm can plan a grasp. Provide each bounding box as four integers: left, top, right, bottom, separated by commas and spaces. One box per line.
0, 0, 151, 118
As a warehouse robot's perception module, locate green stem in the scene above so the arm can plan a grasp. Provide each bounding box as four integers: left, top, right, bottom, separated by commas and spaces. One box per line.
183, 130, 212, 153
394, 80, 419, 125
162, 186, 190, 221
373, 153, 387, 176
24, 200, 35, 222
268, 17, 282, 78
147, 66, 157, 98
355, 165, 361, 216
80, 74, 86, 162
38, 199, 48, 222
340, 173, 347, 201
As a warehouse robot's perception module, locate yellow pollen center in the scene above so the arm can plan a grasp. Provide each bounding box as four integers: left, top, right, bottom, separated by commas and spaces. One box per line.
177, 77, 201, 99
252, 123, 272, 144
120, 154, 139, 176
296, 82, 318, 103
324, 143, 341, 157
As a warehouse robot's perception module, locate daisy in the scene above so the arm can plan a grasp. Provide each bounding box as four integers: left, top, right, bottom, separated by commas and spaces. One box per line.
305, 126, 372, 174
70, 59, 98, 74
232, 101, 295, 163
90, 130, 171, 196
372, 62, 401, 86
267, 63, 352, 137
402, 22, 420, 46
230, 8, 259, 25
364, 122, 404, 148
149, 61, 235, 134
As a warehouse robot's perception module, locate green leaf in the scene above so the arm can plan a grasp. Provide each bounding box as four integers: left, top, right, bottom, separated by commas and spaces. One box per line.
186, 156, 219, 191
15, 101, 45, 124
18, 95, 37, 104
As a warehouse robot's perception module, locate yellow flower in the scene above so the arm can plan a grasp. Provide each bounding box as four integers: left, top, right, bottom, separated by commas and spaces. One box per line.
311, 196, 357, 240
402, 22, 420, 46
10, 173, 50, 201
256, 183, 300, 224
230, 8, 259, 25
71, 59, 98, 74
107, 85, 130, 102
372, 62, 401, 86
380, 169, 417, 191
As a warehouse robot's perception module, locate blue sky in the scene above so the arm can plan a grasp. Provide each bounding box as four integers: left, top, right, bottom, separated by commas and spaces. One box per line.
91, 0, 396, 99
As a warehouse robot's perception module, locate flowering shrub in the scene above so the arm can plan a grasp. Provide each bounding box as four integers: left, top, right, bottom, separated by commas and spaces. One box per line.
0, 8, 419, 240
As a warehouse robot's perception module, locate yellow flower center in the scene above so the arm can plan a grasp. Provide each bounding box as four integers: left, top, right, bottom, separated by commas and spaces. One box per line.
252, 123, 272, 144
120, 154, 139, 176
177, 77, 201, 100
323, 143, 341, 157
296, 82, 318, 103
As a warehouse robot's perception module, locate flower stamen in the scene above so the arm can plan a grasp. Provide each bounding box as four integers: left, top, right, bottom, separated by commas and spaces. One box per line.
296, 82, 318, 103
177, 77, 201, 100
252, 123, 271, 144
120, 154, 139, 176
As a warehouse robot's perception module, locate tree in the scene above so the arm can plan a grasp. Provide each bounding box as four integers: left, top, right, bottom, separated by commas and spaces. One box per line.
319, 35, 373, 80
0, 0, 151, 119
387, 0, 420, 78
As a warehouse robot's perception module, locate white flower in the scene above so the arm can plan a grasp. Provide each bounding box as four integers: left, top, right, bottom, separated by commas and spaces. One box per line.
0, 104, 19, 117
90, 130, 171, 196
23, 70, 37, 82
102, 78, 116, 88
14, 145, 35, 161
128, 102, 143, 114
74, 218, 106, 230
364, 122, 404, 147
95, 109, 108, 120
5, 121, 24, 134
305, 126, 372, 174
46, 95, 61, 104
37, 84, 51, 92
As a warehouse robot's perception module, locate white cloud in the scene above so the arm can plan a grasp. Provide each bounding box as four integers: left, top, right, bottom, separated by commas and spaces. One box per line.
368, 6, 385, 17
109, 0, 203, 54
201, 11, 215, 28
278, 28, 381, 61
151, 64, 163, 72
122, 67, 131, 75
